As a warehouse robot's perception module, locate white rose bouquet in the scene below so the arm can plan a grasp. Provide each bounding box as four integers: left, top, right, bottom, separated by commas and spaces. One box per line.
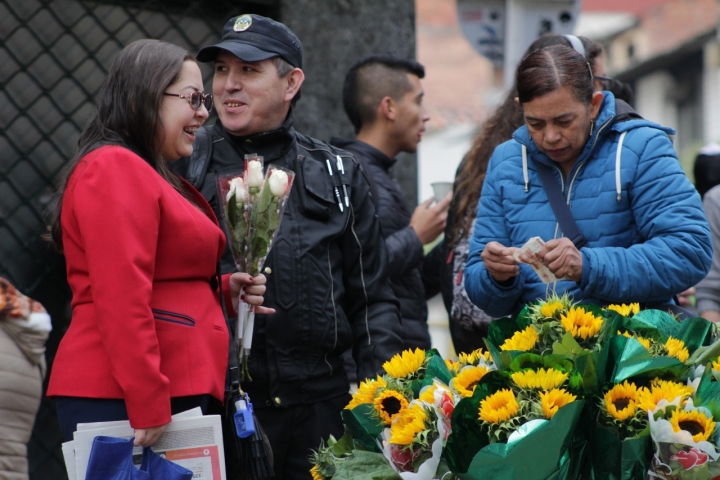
216, 154, 294, 378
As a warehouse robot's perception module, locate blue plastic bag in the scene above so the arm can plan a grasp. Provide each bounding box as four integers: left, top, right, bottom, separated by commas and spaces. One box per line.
85, 436, 192, 480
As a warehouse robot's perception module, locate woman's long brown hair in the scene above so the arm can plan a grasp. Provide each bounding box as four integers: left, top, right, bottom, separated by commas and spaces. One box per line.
47, 39, 195, 251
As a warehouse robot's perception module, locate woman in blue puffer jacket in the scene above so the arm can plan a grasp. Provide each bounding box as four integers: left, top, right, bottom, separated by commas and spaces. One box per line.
464, 44, 712, 318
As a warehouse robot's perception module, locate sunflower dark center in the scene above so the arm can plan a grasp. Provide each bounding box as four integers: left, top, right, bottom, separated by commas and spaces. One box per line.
679, 420, 704, 436
467, 380, 480, 390
382, 397, 402, 415
613, 398, 631, 411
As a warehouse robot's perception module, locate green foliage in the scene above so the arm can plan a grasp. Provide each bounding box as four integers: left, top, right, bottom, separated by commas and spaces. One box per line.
331, 450, 401, 480
553, 332, 585, 357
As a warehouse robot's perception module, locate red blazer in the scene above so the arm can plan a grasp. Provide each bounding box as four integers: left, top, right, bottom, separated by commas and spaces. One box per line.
48, 146, 231, 429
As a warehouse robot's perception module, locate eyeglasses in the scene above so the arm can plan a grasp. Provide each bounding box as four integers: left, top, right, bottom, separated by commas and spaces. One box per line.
163, 92, 213, 112
594, 75, 612, 90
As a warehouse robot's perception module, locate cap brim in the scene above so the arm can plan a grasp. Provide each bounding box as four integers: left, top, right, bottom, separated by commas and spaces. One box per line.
196, 41, 278, 63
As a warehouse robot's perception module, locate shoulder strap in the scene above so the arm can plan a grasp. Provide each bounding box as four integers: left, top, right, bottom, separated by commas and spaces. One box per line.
186, 126, 214, 190
216, 264, 241, 392
529, 146, 588, 249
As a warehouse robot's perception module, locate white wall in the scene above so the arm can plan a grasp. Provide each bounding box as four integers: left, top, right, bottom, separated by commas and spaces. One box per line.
703, 41, 720, 144
635, 70, 678, 130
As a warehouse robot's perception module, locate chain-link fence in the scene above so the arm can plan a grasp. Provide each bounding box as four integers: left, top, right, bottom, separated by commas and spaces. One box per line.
0, 0, 277, 477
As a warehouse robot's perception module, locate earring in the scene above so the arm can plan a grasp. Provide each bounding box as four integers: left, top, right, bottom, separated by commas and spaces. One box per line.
590, 119, 595, 135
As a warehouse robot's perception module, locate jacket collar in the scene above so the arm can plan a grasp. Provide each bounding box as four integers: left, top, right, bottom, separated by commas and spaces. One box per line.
329, 138, 397, 172
214, 112, 297, 162
513, 91, 617, 169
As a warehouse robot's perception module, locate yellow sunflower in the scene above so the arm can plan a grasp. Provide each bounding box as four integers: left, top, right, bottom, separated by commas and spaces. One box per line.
346, 375, 386, 409
603, 380, 642, 421
670, 408, 717, 443
383, 348, 426, 378
310, 464, 323, 480
511, 368, 568, 390
607, 303, 640, 317
445, 359, 460, 374
389, 404, 428, 445
712, 360, 720, 372
500, 326, 539, 351
479, 389, 520, 424
419, 385, 437, 404
637, 379, 693, 413
459, 347, 492, 365
540, 301, 564, 318
451, 365, 491, 398
561, 307, 604, 340
618, 330, 651, 350
664, 337, 689, 363
539, 388, 577, 419
373, 389, 410, 424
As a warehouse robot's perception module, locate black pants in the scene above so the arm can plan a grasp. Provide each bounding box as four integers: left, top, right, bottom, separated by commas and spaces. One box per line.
254, 393, 350, 480
54, 395, 213, 442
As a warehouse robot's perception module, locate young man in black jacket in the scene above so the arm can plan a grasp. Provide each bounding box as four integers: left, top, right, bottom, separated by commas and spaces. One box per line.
172, 15, 403, 480
331, 55, 449, 351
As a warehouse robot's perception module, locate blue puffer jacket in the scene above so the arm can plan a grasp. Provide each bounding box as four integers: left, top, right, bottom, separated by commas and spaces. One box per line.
465, 92, 712, 318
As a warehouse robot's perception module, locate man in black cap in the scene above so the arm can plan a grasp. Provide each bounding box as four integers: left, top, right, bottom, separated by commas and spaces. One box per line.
172, 14, 403, 480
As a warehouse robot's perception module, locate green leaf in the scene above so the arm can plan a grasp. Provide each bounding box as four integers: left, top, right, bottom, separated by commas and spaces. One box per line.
257, 182, 273, 213
268, 198, 280, 230
331, 429, 355, 457
552, 332, 584, 357
331, 450, 401, 480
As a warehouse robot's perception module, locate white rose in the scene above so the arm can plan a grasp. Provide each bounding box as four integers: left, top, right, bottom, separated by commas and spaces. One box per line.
226, 177, 247, 203
268, 170, 289, 197
246, 160, 264, 188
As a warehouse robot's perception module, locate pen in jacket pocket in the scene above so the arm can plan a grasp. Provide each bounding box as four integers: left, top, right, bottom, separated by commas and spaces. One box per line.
326, 159, 344, 212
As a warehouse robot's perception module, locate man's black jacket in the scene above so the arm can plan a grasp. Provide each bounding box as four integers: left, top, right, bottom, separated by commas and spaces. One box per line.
330, 138, 439, 350
171, 117, 403, 408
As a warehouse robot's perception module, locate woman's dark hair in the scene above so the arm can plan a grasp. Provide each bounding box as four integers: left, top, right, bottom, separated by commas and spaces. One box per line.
516, 44, 595, 105
48, 39, 195, 250
448, 35, 601, 247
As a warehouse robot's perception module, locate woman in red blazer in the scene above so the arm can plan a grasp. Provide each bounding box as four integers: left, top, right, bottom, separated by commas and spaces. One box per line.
46, 39, 270, 447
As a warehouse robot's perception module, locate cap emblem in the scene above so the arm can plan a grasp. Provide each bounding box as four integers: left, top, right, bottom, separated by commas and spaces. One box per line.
233, 15, 252, 32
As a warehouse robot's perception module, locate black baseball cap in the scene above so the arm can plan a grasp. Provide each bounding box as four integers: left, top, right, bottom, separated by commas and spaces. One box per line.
196, 14, 303, 68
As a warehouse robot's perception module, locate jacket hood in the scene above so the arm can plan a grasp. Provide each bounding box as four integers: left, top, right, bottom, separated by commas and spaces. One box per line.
512, 91, 675, 168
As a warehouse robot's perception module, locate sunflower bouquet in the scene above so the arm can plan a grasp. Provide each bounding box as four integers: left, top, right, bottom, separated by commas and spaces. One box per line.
590, 376, 694, 479
321, 348, 461, 479
606, 308, 713, 385
443, 354, 585, 480
648, 396, 720, 479
485, 294, 612, 399
341, 348, 453, 453
378, 381, 459, 479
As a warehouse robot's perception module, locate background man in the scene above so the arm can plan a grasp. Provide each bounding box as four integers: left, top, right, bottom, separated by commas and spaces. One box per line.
173, 15, 404, 480
332, 55, 450, 352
